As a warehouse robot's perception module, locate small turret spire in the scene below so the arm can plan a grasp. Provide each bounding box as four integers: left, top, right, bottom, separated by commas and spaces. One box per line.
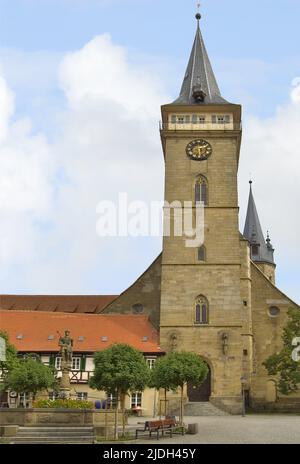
243, 181, 275, 264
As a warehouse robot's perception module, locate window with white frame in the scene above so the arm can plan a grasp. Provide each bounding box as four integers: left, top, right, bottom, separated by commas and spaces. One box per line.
131, 392, 142, 408
146, 358, 156, 370
55, 357, 62, 370
212, 115, 230, 124
19, 392, 30, 407
72, 357, 81, 371
192, 114, 206, 124
49, 391, 59, 401
106, 393, 117, 408
77, 392, 88, 401
171, 115, 191, 125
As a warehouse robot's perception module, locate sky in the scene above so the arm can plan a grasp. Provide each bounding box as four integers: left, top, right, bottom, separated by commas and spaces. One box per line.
0, 0, 299, 303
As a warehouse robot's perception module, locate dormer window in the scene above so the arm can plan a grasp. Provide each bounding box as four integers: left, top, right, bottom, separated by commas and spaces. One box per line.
251, 245, 259, 257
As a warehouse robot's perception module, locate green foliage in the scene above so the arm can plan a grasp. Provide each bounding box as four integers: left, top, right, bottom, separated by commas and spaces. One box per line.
0, 331, 18, 370
90, 344, 151, 440
90, 344, 151, 395
151, 351, 208, 390
33, 399, 93, 409
0, 331, 18, 392
4, 355, 56, 397
151, 351, 208, 425
264, 308, 300, 395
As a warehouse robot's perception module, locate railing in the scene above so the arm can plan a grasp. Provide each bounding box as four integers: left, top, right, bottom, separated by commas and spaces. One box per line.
159, 122, 242, 131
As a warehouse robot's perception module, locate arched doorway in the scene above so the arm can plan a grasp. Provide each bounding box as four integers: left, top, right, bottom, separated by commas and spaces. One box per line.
187, 362, 211, 402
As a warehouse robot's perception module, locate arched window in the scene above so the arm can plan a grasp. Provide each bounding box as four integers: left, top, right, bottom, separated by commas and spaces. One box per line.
198, 245, 206, 262
195, 176, 208, 205
195, 296, 209, 325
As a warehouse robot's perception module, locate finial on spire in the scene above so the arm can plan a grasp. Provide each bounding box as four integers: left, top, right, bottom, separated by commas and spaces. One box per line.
196, 2, 201, 23
266, 231, 274, 252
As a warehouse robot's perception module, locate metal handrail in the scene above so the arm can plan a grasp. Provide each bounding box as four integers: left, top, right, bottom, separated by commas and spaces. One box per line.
159, 122, 242, 131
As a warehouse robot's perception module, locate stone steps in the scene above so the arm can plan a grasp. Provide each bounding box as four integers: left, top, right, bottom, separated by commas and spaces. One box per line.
11, 438, 94, 444
184, 402, 228, 416
10, 426, 95, 444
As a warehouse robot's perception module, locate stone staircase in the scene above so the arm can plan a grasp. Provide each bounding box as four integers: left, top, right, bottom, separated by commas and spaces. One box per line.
184, 402, 228, 416
10, 426, 95, 444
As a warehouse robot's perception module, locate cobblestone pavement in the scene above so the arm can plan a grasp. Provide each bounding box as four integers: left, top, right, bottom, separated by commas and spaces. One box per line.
129, 415, 300, 444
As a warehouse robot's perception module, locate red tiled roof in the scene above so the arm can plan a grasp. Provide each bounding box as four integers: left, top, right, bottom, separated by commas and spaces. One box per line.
0, 311, 161, 354
0, 295, 118, 313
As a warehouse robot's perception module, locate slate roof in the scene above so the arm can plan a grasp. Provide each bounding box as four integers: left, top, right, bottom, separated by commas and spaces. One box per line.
173, 15, 228, 105
243, 182, 275, 264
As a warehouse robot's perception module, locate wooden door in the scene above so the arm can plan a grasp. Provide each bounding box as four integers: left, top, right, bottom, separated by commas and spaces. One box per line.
187, 365, 211, 402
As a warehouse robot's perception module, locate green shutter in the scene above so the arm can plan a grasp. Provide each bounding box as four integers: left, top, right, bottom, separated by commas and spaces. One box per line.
80, 356, 86, 371
49, 354, 55, 366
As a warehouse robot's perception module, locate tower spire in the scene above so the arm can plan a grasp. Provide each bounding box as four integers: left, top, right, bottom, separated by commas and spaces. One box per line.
243, 181, 275, 264
172, 11, 228, 105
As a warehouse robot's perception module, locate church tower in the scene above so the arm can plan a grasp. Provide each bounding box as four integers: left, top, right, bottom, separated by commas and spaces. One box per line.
159, 12, 245, 412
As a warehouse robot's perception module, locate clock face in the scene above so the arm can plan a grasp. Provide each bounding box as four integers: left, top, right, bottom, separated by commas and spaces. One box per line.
186, 139, 212, 161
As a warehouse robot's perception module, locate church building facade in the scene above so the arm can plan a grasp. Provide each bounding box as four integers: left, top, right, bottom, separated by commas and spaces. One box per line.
1, 13, 299, 414
101, 13, 300, 413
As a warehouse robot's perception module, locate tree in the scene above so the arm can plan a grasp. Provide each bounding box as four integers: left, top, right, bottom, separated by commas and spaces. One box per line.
150, 356, 178, 417
264, 308, 300, 395
90, 344, 151, 439
151, 352, 208, 426
0, 331, 18, 390
4, 354, 56, 406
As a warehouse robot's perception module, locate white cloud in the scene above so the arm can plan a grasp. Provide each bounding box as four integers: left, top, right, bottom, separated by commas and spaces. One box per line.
59, 34, 166, 118
0, 35, 299, 303
291, 77, 300, 103
0, 74, 15, 142
239, 79, 300, 302
0, 35, 167, 294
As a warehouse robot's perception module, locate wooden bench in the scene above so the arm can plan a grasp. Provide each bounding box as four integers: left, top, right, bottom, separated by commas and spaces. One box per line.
135, 419, 185, 440
135, 421, 150, 439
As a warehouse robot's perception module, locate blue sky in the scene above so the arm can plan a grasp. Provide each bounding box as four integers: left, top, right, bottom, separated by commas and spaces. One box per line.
0, 0, 299, 302
1, 0, 300, 117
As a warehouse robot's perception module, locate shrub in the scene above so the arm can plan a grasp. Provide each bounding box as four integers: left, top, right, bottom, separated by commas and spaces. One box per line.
33, 399, 93, 409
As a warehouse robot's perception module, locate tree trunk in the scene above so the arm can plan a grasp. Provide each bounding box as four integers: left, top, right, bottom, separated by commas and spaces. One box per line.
114, 391, 119, 440
105, 399, 109, 441
180, 386, 184, 427
120, 392, 126, 438
164, 389, 167, 418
